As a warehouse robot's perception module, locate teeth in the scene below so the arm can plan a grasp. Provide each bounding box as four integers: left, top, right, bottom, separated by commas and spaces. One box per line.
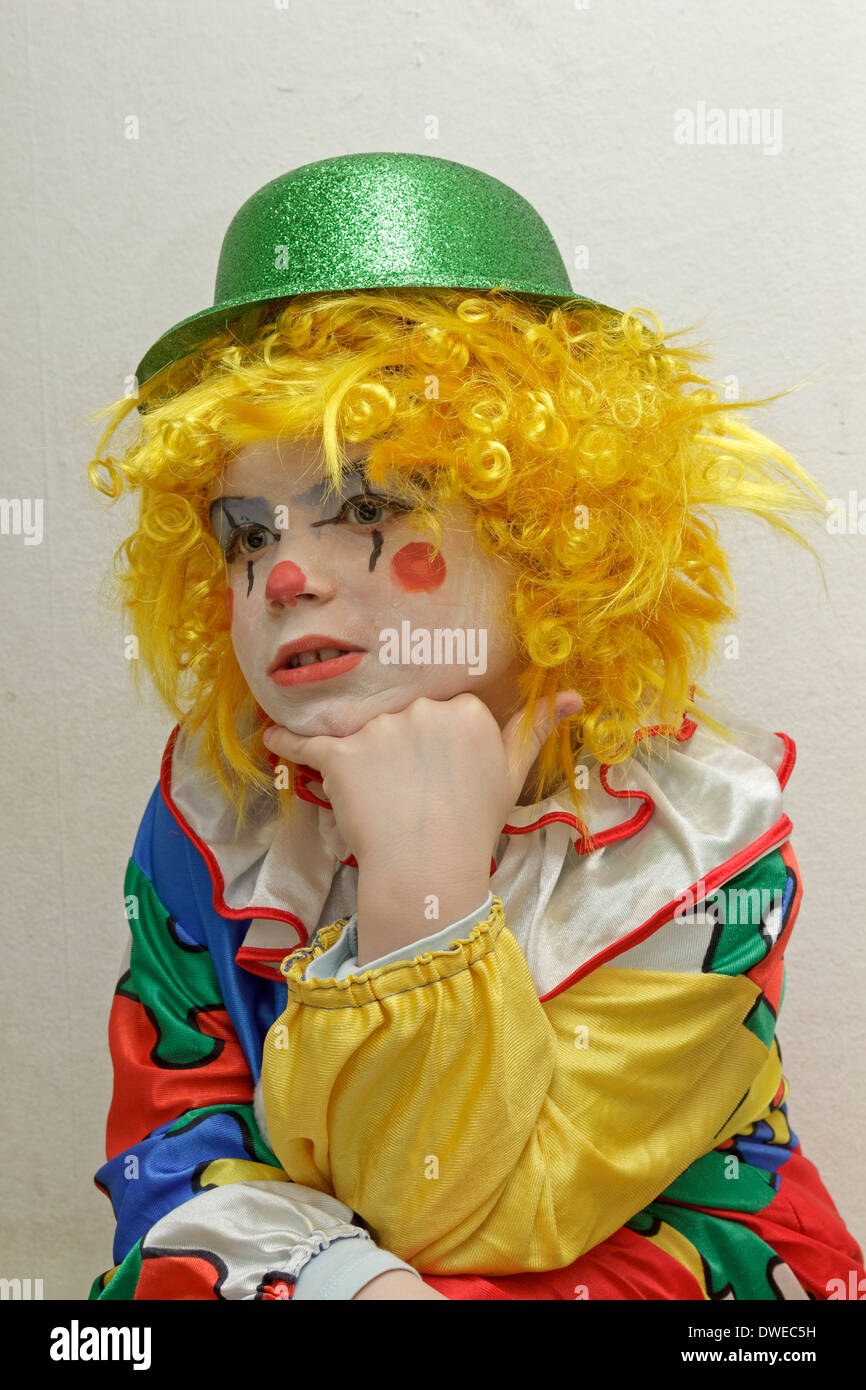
287, 647, 347, 669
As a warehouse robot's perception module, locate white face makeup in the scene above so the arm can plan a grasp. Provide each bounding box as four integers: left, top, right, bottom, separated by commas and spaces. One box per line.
207, 437, 526, 739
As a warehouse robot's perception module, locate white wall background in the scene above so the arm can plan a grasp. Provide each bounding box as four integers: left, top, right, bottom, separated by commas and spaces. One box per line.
1, 0, 863, 1301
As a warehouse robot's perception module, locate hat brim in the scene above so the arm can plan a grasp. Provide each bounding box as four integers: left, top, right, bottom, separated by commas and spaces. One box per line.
134, 283, 624, 413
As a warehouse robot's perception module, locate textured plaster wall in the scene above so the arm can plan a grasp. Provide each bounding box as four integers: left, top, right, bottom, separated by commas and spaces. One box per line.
0, 0, 863, 1300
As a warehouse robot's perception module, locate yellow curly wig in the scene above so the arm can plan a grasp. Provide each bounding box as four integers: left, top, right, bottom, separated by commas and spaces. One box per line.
87, 287, 828, 842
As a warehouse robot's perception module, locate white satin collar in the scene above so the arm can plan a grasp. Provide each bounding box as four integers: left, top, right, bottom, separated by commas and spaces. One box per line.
162, 700, 794, 998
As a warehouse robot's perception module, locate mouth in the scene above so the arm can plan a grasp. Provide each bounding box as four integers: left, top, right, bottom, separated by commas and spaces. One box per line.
268, 637, 366, 687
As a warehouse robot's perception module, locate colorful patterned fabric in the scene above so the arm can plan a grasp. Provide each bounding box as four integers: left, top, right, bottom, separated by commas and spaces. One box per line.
420, 1085, 863, 1299
90, 716, 865, 1301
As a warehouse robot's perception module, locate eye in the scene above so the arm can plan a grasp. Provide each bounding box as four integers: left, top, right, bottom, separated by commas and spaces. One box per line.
335, 493, 412, 527
225, 522, 279, 561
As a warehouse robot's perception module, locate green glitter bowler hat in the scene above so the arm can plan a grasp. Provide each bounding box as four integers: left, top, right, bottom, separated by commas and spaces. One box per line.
134, 151, 622, 407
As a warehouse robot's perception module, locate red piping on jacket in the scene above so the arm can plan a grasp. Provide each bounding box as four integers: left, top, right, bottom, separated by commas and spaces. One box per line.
538, 815, 795, 1003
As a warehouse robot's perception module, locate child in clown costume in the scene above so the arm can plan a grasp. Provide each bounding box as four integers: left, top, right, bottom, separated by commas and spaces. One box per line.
88, 152, 865, 1301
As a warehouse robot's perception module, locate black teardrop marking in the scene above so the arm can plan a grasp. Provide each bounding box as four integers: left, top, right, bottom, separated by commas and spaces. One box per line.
247, 561, 254, 596
369, 529, 384, 572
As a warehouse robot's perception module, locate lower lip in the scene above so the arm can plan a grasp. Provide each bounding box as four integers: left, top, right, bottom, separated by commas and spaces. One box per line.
269, 651, 365, 686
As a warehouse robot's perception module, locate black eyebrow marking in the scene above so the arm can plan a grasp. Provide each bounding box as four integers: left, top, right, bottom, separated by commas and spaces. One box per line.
209, 496, 279, 554
210, 495, 274, 517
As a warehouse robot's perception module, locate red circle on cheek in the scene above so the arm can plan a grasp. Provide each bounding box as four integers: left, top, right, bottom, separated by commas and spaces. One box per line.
390, 542, 447, 593
226, 587, 234, 626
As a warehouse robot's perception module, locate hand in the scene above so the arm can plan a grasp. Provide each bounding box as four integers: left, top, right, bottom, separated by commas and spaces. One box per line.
262, 690, 583, 872
352, 1270, 449, 1300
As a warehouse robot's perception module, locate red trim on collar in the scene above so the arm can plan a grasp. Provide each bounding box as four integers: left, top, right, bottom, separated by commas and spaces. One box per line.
773, 732, 796, 789
292, 765, 330, 810
159, 727, 309, 943
634, 713, 698, 746
502, 710, 697, 851
538, 815, 795, 1003
234, 948, 292, 981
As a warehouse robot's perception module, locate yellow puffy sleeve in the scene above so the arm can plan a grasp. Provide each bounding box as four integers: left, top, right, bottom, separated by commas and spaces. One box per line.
260, 891, 780, 1276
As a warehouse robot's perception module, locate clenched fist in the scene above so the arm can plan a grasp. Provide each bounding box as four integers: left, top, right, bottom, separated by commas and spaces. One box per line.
263, 690, 582, 962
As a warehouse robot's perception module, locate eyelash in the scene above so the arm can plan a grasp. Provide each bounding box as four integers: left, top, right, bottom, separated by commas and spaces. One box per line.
222, 494, 410, 561
224, 524, 279, 563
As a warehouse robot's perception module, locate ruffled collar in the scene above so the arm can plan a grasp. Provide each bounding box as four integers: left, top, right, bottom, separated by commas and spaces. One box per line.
160, 701, 795, 999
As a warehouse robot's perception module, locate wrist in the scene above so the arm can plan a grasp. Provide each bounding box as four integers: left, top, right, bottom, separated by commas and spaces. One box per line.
357, 842, 490, 882
355, 863, 490, 966
353, 1270, 443, 1300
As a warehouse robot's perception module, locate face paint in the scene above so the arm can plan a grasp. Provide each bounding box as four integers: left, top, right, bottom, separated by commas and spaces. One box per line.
209, 496, 281, 560
311, 487, 413, 550
369, 528, 384, 572
265, 560, 307, 607
306, 466, 417, 581
212, 437, 525, 741
390, 541, 447, 593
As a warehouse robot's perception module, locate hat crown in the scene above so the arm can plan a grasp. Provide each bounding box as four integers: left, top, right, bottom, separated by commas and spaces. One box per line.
134, 151, 618, 404
213, 151, 574, 306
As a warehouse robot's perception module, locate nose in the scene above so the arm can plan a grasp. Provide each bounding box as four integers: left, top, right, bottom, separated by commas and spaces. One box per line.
265, 560, 307, 607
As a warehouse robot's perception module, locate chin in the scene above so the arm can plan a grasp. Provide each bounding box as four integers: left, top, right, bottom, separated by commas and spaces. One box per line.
295, 712, 369, 739
259, 700, 375, 740
269, 687, 423, 739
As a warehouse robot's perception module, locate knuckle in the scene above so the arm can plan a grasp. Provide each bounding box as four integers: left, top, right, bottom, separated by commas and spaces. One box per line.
454, 692, 486, 718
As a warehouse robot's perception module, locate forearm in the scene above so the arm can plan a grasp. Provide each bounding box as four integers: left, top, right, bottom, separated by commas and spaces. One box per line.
355, 853, 490, 965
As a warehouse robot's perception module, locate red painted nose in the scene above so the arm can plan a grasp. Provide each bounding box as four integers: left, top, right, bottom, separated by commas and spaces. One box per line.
265, 560, 307, 607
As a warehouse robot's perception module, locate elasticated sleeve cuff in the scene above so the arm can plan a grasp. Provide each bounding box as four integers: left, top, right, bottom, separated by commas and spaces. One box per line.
303, 891, 494, 981
291, 1235, 422, 1300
